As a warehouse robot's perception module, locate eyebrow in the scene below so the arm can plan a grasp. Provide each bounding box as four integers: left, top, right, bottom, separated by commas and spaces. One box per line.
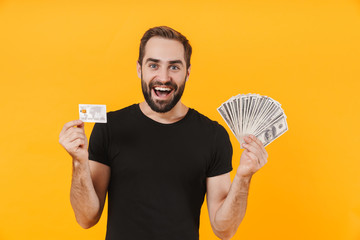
145, 58, 184, 66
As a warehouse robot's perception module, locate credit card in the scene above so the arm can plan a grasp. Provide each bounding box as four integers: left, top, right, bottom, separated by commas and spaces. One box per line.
79, 104, 107, 123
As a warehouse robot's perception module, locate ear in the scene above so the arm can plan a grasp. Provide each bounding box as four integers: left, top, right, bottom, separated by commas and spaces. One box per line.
185, 65, 191, 81
137, 61, 142, 79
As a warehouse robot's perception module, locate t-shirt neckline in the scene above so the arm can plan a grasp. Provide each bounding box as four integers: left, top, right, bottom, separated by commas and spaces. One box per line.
134, 103, 193, 127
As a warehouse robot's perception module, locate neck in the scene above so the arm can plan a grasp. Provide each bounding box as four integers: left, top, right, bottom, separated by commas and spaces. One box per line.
139, 101, 189, 124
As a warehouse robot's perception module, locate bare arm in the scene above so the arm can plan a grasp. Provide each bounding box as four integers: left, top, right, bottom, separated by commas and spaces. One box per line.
207, 173, 251, 240
59, 120, 110, 229
207, 135, 268, 239
70, 159, 110, 229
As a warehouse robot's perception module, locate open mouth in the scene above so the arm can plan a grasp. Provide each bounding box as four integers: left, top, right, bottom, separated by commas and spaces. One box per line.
153, 86, 174, 98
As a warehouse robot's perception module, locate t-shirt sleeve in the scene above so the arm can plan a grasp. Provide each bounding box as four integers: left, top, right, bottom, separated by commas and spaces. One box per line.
88, 122, 111, 167
207, 123, 233, 177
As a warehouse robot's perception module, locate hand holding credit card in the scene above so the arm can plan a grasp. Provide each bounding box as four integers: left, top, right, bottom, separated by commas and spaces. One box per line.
79, 104, 107, 123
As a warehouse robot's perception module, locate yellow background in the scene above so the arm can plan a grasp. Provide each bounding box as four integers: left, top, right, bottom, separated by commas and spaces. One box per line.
1, 0, 359, 239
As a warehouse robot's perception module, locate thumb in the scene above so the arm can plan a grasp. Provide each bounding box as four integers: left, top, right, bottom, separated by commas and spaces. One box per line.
76, 120, 85, 129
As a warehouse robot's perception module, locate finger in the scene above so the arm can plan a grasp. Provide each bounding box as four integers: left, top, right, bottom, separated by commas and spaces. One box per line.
249, 135, 268, 158
244, 150, 259, 166
243, 135, 252, 144
71, 138, 85, 148
63, 120, 83, 132
64, 139, 85, 156
59, 128, 85, 143
76, 121, 85, 130
245, 141, 267, 165
248, 137, 267, 166
242, 135, 253, 148
244, 135, 268, 162
62, 135, 86, 153
261, 157, 268, 167
257, 154, 267, 167
243, 141, 265, 160
249, 135, 263, 150
69, 133, 86, 143
66, 132, 86, 143
60, 133, 84, 149
65, 127, 85, 138
60, 120, 84, 137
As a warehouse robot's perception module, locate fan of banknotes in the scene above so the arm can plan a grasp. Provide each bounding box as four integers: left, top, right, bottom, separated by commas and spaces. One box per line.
218, 94, 288, 147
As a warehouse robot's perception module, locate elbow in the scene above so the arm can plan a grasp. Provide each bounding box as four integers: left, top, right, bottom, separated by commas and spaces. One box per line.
71, 201, 102, 229
75, 214, 100, 229
80, 224, 94, 229
213, 228, 237, 240
79, 223, 92, 229
77, 218, 99, 229
212, 221, 238, 240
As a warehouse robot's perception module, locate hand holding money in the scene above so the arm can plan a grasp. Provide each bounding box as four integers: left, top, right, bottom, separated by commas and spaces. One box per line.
59, 120, 89, 163
236, 135, 268, 178
218, 94, 288, 147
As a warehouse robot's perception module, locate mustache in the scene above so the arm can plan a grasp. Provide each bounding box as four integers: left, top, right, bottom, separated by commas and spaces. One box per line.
149, 81, 178, 91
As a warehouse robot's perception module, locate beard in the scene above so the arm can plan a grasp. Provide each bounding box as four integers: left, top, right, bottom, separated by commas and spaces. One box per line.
141, 74, 186, 113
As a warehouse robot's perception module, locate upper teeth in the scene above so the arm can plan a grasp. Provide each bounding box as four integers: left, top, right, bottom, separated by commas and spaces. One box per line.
155, 87, 171, 91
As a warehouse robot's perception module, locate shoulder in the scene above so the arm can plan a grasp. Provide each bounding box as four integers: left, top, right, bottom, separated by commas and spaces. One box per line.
92, 104, 138, 133
107, 104, 138, 118
189, 108, 228, 136
105, 104, 140, 124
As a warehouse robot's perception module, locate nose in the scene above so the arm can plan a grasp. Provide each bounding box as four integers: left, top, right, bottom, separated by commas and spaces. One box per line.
157, 67, 170, 83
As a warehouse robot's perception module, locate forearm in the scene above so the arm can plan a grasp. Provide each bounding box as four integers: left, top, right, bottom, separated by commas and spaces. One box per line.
213, 175, 251, 239
70, 159, 101, 229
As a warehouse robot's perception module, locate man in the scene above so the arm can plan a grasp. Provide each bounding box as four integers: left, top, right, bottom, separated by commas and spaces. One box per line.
59, 26, 268, 240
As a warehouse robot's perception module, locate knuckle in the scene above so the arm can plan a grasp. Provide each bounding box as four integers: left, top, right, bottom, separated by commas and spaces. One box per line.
71, 132, 78, 137
76, 128, 85, 135
71, 132, 81, 139
249, 154, 257, 162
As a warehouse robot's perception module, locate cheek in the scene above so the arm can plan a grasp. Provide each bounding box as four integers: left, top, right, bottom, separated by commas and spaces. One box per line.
173, 72, 187, 81
141, 74, 151, 85
142, 69, 156, 80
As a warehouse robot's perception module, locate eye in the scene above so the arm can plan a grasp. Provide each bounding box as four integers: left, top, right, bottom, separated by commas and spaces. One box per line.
149, 63, 158, 69
170, 65, 180, 70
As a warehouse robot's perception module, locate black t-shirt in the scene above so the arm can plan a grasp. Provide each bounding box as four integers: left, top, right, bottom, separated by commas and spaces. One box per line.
88, 104, 233, 240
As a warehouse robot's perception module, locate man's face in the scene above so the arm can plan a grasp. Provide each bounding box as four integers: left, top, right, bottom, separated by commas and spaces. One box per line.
137, 37, 190, 113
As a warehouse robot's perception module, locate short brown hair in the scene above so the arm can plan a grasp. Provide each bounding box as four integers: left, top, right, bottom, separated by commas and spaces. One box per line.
138, 26, 192, 69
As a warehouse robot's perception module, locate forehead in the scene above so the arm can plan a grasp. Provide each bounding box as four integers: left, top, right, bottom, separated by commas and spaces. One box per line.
144, 37, 185, 62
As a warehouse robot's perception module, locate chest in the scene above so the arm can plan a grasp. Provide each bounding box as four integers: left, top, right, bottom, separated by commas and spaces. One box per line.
107, 123, 213, 186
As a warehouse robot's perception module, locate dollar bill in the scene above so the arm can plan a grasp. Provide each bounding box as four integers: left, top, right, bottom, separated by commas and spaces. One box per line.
255, 115, 288, 146
218, 94, 288, 147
